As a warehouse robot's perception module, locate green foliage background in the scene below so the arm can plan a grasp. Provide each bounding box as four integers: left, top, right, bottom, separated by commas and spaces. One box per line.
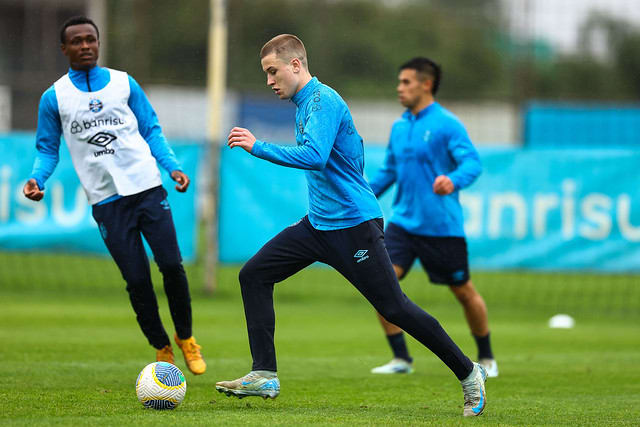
105, 0, 640, 102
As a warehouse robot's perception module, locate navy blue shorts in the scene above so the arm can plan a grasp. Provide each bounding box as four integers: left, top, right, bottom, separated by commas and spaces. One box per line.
384, 222, 470, 286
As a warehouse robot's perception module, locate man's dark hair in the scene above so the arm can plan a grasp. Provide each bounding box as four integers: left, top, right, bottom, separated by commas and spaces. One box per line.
400, 57, 442, 95
60, 16, 99, 44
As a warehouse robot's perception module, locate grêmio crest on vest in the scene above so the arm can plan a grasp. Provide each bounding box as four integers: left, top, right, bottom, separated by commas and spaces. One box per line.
54, 68, 162, 205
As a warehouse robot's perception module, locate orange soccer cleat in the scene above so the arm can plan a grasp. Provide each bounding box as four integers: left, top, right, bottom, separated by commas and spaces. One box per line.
156, 345, 175, 364
174, 334, 207, 375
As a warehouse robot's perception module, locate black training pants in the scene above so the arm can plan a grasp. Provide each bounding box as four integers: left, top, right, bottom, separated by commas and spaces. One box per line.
92, 186, 192, 349
238, 216, 473, 380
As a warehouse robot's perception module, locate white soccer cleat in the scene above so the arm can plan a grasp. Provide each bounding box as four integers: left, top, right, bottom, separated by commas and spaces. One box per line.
461, 362, 487, 417
215, 371, 280, 399
479, 358, 499, 378
370, 358, 414, 374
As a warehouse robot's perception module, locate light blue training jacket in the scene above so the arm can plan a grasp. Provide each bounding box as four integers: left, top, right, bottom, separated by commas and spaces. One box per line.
30, 65, 181, 205
251, 77, 382, 230
369, 102, 481, 237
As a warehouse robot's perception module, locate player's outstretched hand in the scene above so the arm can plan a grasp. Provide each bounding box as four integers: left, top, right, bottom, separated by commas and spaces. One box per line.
433, 175, 454, 195
227, 127, 256, 153
171, 170, 190, 192
23, 178, 44, 201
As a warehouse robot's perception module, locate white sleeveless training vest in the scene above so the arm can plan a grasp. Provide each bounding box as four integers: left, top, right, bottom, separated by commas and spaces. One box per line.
54, 68, 162, 205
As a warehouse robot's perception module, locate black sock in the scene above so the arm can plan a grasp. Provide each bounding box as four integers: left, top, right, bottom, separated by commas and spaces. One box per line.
474, 332, 493, 360
386, 332, 412, 363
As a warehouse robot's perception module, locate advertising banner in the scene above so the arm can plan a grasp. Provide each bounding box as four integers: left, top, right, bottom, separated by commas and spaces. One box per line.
220, 145, 640, 272
0, 133, 201, 261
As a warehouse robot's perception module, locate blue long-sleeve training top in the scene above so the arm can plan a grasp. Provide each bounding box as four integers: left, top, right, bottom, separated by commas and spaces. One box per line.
251, 77, 382, 230
30, 65, 181, 204
368, 102, 481, 237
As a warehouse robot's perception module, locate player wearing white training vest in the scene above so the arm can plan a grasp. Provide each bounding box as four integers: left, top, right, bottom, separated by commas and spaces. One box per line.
53, 68, 162, 204
22, 16, 206, 375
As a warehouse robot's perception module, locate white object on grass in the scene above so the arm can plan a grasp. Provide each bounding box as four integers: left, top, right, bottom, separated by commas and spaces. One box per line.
548, 314, 575, 329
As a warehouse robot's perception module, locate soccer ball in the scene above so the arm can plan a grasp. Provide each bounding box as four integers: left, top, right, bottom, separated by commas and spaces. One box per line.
135, 362, 187, 410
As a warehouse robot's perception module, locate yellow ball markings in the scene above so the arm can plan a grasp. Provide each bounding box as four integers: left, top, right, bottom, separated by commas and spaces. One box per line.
150, 364, 187, 391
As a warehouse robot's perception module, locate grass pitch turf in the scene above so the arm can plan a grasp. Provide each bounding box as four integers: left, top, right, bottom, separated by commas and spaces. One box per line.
1, 264, 639, 425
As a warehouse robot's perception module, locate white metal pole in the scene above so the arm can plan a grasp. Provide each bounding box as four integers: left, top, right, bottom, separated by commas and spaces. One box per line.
204, 0, 227, 294
87, 0, 108, 65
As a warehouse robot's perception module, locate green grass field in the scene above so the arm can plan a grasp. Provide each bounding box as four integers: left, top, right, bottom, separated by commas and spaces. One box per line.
1, 260, 639, 425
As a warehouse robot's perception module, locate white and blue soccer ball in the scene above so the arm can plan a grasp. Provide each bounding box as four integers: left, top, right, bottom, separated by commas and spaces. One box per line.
136, 362, 187, 410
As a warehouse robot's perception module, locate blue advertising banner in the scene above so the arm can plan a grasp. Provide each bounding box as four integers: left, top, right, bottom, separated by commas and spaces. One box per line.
461, 148, 640, 271
524, 102, 640, 148
0, 133, 201, 261
220, 145, 640, 272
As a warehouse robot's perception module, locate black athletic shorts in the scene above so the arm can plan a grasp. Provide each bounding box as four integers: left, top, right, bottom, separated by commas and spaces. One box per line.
384, 222, 470, 286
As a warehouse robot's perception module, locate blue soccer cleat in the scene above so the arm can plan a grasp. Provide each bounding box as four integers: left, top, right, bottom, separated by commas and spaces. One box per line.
215, 371, 280, 399
461, 362, 487, 416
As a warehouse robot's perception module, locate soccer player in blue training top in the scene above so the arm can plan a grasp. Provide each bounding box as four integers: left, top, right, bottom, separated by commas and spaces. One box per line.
215, 34, 487, 416
368, 57, 497, 378
22, 16, 206, 375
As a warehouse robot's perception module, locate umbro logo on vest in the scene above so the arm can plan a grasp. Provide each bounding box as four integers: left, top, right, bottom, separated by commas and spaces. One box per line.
88, 132, 117, 147
88, 132, 117, 157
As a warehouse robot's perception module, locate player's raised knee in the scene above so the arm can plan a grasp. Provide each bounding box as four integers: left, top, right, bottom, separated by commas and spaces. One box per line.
157, 260, 185, 276
238, 263, 258, 286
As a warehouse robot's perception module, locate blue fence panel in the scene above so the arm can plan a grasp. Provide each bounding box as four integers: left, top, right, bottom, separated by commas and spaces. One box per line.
462, 148, 640, 271
524, 103, 640, 148
0, 133, 201, 261
238, 96, 297, 143
219, 145, 640, 272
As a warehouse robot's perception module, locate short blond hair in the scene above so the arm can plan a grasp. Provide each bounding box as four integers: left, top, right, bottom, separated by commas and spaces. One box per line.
260, 34, 308, 69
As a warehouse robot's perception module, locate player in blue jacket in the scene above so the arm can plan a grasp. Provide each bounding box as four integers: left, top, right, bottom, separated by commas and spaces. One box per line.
368, 57, 497, 378
22, 16, 205, 375
215, 35, 487, 417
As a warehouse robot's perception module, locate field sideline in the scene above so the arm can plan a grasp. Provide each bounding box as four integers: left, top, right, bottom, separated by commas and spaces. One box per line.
1, 265, 639, 425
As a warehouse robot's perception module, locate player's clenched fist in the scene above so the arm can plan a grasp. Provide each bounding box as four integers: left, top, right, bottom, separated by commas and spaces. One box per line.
227, 127, 257, 153
23, 178, 44, 201
171, 170, 190, 192
433, 175, 454, 195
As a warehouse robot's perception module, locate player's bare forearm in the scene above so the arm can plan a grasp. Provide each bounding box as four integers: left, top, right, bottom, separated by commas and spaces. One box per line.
227, 127, 256, 153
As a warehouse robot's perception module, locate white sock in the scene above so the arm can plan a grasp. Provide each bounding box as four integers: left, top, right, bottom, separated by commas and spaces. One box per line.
252, 370, 277, 378
461, 363, 478, 384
